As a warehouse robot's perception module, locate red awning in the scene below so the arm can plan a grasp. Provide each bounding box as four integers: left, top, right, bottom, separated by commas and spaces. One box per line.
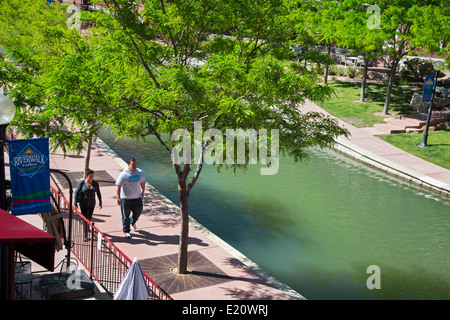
0, 209, 55, 271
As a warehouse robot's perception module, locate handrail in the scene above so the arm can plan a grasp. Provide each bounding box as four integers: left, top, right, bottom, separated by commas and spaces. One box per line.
50, 186, 172, 300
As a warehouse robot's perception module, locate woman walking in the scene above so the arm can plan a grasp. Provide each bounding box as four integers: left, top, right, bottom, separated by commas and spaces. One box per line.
75, 169, 102, 240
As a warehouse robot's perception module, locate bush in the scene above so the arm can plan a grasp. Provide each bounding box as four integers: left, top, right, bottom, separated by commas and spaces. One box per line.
325, 65, 348, 77
328, 65, 338, 75
345, 66, 358, 78
399, 58, 445, 82
335, 66, 346, 77
328, 65, 365, 78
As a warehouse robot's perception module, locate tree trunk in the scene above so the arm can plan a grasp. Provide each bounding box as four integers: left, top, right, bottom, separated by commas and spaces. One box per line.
324, 44, 331, 85
177, 185, 189, 274
382, 61, 398, 115
84, 137, 93, 177
175, 164, 190, 274
360, 56, 369, 102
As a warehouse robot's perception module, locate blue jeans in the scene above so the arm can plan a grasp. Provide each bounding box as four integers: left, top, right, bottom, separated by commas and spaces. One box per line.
121, 198, 143, 233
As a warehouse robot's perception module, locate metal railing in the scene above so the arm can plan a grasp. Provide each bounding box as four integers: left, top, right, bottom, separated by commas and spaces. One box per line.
50, 186, 172, 300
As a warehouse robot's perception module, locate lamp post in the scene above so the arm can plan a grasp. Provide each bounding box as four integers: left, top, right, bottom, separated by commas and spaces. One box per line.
418, 60, 445, 148
0, 88, 16, 211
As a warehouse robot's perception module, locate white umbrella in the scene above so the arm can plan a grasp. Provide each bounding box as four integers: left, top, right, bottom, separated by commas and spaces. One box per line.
114, 257, 151, 300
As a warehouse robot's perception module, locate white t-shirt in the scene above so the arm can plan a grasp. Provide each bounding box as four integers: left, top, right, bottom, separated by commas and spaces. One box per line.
115, 168, 145, 199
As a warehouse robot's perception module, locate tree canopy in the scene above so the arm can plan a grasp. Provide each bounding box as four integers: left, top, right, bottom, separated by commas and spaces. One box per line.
292, 0, 449, 113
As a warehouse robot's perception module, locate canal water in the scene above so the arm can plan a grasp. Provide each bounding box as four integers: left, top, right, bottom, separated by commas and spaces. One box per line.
98, 129, 449, 299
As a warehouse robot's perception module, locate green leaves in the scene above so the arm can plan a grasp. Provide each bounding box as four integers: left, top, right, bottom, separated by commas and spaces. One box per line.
1, 0, 351, 163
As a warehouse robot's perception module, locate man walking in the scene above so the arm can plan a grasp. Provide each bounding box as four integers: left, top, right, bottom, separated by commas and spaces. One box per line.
116, 158, 146, 238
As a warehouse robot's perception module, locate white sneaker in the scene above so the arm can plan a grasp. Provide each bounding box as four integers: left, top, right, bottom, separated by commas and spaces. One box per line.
132, 224, 137, 231
124, 233, 131, 238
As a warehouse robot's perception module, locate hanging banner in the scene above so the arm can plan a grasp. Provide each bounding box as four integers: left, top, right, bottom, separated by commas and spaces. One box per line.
422, 75, 435, 102
9, 138, 51, 215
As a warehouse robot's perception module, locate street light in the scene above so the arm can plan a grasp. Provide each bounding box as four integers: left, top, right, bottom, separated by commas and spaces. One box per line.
418, 60, 445, 148
0, 88, 16, 210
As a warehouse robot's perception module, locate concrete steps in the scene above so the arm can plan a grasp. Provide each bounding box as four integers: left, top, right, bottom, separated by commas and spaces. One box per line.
398, 117, 427, 128
374, 107, 450, 134
374, 123, 407, 134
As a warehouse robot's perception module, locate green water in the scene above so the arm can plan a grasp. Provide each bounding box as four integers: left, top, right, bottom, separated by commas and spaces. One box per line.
98, 129, 450, 299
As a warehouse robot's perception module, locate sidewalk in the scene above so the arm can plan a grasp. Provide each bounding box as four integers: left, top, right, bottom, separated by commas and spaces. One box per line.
301, 100, 450, 196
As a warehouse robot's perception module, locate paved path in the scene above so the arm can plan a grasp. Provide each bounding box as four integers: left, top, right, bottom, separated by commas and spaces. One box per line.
301, 100, 450, 196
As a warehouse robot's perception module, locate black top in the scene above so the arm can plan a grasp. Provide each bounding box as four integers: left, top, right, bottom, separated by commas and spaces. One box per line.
75, 179, 102, 208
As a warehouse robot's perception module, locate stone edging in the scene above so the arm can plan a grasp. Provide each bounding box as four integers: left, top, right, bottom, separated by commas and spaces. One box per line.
333, 138, 450, 198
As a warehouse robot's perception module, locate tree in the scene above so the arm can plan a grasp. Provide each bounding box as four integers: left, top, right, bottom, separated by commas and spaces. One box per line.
90, 0, 349, 274
372, 0, 448, 115
294, 0, 342, 85
1, 0, 349, 275
407, 2, 450, 68
0, 0, 108, 174
297, 0, 449, 111
335, 1, 385, 103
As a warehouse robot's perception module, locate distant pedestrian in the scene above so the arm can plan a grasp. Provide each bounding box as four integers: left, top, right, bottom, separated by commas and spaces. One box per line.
75, 169, 102, 241
115, 158, 146, 238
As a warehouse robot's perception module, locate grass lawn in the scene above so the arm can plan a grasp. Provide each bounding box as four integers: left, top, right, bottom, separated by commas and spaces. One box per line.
380, 131, 450, 170
319, 80, 417, 127
318, 79, 449, 169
